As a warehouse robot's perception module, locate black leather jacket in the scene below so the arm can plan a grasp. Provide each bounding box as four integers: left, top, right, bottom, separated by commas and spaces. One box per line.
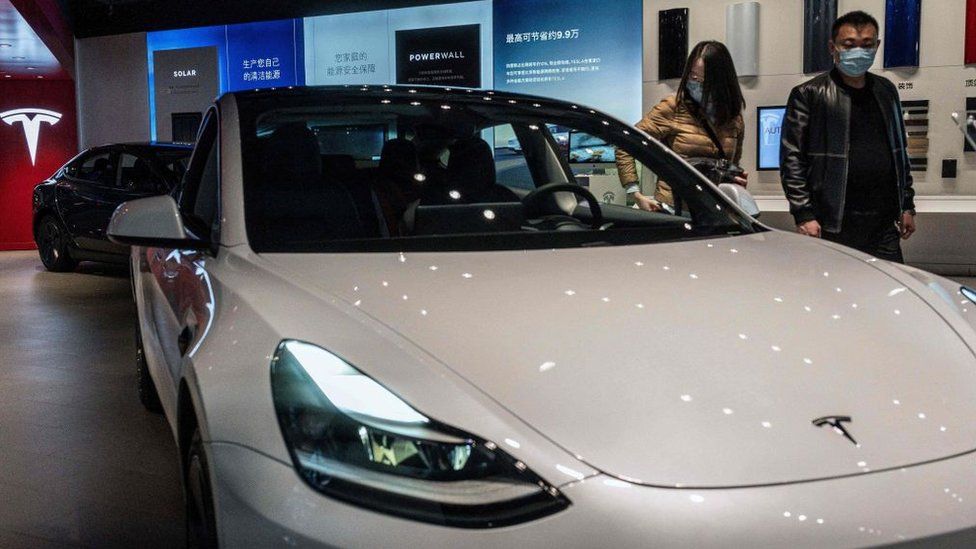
780, 70, 915, 232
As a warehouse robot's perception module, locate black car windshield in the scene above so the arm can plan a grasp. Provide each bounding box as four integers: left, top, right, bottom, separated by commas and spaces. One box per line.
237, 88, 761, 253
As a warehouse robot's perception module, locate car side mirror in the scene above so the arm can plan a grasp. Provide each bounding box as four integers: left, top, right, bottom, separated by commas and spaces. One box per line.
718, 183, 761, 219
107, 195, 211, 250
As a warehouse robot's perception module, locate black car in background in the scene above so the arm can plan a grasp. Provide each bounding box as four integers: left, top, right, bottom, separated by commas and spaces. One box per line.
32, 142, 193, 271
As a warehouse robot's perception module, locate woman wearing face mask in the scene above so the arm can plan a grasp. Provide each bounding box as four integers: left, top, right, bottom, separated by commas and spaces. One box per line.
616, 40, 747, 212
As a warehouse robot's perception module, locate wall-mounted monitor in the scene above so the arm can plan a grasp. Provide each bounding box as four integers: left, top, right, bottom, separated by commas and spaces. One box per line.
756, 105, 786, 171
568, 130, 616, 164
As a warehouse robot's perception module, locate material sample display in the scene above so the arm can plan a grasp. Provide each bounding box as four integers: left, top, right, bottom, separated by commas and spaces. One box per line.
658, 8, 689, 80
726, 2, 760, 77
884, 0, 921, 68
803, 0, 837, 74
968, 0, 976, 64
902, 99, 929, 171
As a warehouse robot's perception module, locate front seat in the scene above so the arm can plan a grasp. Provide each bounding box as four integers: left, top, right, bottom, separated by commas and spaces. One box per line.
439, 136, 519, 204
373, 138, 427, 236
254, 123, 363, 245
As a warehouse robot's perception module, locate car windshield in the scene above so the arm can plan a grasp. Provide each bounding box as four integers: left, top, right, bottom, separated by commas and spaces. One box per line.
237, 88, 761, 253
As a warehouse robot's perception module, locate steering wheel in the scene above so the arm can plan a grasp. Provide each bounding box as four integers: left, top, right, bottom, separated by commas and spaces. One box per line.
521, 183, 604, 230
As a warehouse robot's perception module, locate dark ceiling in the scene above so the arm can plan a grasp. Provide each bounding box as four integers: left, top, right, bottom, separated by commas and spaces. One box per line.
67, 0, 477, 38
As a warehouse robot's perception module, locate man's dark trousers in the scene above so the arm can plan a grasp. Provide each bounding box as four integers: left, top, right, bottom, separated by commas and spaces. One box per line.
822, 210, 904, 263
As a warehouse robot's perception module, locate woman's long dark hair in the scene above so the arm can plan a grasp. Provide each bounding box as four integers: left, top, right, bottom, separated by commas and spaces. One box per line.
675, 41, 745, 128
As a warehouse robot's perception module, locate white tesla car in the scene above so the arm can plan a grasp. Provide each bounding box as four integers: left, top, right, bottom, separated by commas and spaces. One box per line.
109, 86, 976, 548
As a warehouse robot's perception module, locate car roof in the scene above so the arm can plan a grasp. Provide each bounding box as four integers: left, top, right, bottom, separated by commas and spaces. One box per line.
228, 84, 606, 119
92, 142, 194, 152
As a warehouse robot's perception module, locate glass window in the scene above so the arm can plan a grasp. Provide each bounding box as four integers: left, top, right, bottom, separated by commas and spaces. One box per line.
179, 111, 219, 241
73, 151, 117, 187
238, 93, 759, 253
492, 124, 533, 191
155, 150, 191, 188
119, 153, 164, 193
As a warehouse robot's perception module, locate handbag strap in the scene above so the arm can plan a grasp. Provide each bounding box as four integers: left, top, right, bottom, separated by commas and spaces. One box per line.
694, 108, 729, 161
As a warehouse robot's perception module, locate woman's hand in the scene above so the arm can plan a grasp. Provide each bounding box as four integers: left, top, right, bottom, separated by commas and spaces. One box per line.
733, 171, 749, 188
632, 192, 662, 212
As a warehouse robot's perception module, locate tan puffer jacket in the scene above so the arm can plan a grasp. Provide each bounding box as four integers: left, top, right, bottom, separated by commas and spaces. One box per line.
616, 94, 744, 206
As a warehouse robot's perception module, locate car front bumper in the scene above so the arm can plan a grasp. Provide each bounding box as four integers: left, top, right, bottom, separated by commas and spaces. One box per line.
211, 442, 976, 548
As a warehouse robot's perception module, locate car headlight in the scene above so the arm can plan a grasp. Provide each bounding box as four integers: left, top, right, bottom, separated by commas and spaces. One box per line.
963, 286, 976, 305
270, 340, 569, 528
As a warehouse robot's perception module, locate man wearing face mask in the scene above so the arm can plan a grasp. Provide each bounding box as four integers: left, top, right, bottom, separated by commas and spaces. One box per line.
781, 10, 916, 262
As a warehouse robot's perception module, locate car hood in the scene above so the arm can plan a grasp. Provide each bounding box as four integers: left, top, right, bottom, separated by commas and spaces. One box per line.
260, 231, 976, 488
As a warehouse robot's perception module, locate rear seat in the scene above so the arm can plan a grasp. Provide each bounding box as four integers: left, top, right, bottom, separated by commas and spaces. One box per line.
251, 124, 365, 246
322, 154, 382, 238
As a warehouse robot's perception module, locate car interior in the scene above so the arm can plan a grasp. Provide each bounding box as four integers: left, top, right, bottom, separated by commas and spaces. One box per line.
243, 104, 749, 250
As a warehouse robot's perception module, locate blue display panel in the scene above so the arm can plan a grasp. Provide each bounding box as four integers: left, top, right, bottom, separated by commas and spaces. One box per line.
757, 106, 786, 171
491, 0, 643, 124
884, 0, 921, 68
225, 20, 304, 91
147, 19, 304, 140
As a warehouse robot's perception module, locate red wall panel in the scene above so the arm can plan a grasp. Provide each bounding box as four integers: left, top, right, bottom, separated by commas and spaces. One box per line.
0, 79, 77, 250
968, 0, 976, 65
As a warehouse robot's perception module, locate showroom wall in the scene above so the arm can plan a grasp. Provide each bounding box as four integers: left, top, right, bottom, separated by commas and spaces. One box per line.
75, 31, 150, 148
0, 79, 78, 250
642, 0, 974, 198
76, 1, 976, 196
71, 0, 976, 271
638, 0, 976, 272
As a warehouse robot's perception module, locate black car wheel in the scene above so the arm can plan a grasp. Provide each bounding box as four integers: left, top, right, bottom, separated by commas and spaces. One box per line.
36, 215, 78, 272
186, 428, 219, 549
135, 323, 163, 413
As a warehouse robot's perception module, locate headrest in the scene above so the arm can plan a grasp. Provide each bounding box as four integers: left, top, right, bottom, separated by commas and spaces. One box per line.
379, 138, 420, 179
264, 123, 321, 183
322, 154, 356, 177
447, 137, 495, 193
129, 158, 151, 174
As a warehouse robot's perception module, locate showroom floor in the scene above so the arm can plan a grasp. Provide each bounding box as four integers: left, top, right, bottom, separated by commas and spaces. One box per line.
0, 249, 974, 548
0, 251, 183, 548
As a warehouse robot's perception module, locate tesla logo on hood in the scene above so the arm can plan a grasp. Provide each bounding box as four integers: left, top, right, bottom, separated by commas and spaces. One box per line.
1, 108, 63, 166
813, 415, 859, 447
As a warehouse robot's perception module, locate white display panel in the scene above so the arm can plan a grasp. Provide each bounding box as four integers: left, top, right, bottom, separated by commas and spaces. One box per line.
303, 1, 493, 89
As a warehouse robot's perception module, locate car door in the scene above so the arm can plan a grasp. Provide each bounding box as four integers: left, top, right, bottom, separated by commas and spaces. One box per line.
57, 148, 121, 252
142, 110, 219, 398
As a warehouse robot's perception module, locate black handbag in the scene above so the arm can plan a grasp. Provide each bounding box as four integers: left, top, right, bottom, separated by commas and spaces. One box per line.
686, 113, 745, 185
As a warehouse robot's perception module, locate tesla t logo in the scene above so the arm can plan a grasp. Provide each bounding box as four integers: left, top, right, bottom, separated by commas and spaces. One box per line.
813, 415, 859, 447
1, 108, 63, 166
